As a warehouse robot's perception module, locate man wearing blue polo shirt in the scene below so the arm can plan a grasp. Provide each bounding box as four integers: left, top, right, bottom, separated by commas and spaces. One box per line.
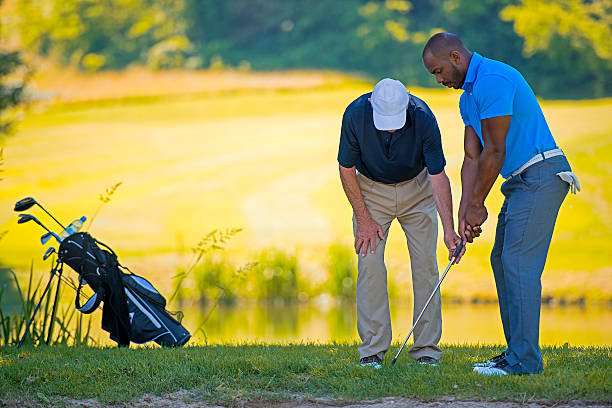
422, 32, 579, 375
338, 78, 463, 369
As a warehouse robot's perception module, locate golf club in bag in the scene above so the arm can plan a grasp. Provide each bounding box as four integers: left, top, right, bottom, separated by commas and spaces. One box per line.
15, 197, 191, 348
390, 241, 464, 367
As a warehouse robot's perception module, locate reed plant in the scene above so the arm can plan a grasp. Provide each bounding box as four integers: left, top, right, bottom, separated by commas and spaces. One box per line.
85, 181, 122, 231
0, 263, 95, 346
193, 255, 239, 306
171, 228, 243, 302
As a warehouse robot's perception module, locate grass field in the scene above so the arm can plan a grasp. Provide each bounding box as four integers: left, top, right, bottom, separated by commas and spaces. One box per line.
0, 344, 610, 405
0, 67, 611, 303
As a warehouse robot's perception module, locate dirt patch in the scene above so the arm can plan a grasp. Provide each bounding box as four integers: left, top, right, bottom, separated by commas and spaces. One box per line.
10, 392, 596, 408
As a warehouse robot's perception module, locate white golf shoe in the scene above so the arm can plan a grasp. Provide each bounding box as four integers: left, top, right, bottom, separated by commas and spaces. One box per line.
473, 359, 510, 376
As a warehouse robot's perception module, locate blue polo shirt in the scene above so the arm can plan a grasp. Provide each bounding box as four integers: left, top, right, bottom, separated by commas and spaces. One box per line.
338, 93, 446, 184
459, 52, 558, 178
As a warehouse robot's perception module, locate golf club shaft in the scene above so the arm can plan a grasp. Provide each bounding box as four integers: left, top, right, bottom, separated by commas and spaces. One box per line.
28, 217, 61, 244
46, 263, 63, 345
390, 242, 463, 366
37, 203, 66, 230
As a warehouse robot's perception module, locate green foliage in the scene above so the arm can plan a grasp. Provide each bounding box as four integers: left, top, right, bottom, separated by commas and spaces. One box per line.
501, 0, 612, 59
501, 0, 612, 97
0, 344, 609, 404
179, 0, 612, 98
193, 256, 238, 306
0, 264, 95, 346
251, 249, 299, 302
14, 0, 191, 71
6, 0, 612, 97
171, 228, 242, 302
0, 50, 28, 136
326, 244, 356, 299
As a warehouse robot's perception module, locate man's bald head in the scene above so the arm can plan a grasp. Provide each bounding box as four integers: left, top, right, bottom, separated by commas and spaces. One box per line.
422, 32, 472, 90
422, 32, 469, 59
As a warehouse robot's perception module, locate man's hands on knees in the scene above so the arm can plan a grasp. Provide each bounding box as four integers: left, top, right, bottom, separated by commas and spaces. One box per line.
355, 216, 384, 257
338, 165, 384, 257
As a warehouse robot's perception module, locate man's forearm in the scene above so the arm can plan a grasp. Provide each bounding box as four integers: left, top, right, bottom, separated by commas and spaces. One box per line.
471, 148, 504, 205
338, 165, 370, 222
459, 158, 478, 215
429, 171, 454, 234
469, 115, 510, 206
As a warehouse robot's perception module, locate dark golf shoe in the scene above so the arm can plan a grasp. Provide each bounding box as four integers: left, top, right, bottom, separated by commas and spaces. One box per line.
473, 351, 508, 368
416, 356, 439, 367
359, 355, 382, 369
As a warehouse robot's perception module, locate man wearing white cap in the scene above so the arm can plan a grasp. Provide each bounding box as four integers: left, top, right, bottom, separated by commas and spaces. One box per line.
338, 78, 463, 368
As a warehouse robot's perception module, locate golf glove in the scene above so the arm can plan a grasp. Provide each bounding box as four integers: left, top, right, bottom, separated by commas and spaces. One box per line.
556, 171, 580, 194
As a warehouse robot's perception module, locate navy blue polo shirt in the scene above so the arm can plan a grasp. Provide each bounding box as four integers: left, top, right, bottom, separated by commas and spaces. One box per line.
338, 93, 445, 184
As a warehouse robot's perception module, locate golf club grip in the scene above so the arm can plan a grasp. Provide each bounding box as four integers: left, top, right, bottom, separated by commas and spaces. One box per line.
453, 241, 464, 258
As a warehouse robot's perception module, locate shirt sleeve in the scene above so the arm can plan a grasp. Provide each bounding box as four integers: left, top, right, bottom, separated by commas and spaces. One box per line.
459, 93, 470, 127
419, 112, 446, 175
337, 108, 360, 168
476, 74, 515, 119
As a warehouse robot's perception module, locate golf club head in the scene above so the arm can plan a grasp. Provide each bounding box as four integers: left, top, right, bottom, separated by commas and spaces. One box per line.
17, 214, 36, 224
14, 197, 37, 212
41, 232, 52, 244
43, 247, 56, 261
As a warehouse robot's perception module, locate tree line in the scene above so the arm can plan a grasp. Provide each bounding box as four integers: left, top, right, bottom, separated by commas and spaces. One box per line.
4, 0, 612, 98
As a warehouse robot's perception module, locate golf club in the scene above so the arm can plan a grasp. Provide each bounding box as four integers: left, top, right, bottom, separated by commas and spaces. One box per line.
43, 247, 56, 261
14, 197, 66, 230
390, 241, 464, 367
17, 214, 62, 244
41, 232, 52, 245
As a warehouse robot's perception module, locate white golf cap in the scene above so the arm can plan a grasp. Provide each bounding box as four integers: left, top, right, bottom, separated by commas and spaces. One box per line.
371, 78, 410, 131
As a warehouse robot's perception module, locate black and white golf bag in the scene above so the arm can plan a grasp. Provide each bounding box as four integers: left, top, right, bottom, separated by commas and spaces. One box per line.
57, 232, 190, 347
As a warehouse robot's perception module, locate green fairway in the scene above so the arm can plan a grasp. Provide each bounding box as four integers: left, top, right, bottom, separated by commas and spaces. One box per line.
0, 344, 610, 405
1, 70, 611, 303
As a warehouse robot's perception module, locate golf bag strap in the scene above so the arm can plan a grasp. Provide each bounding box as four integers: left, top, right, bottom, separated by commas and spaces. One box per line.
94, 237, 132, 272
87, 236, 108, 267
75, 278, 104, 314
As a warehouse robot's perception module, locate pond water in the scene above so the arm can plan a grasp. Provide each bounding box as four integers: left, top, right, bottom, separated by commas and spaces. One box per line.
174, 300, 611, 347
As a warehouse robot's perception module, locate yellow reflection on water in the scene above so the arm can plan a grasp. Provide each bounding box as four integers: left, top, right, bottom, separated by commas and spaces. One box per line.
32, 299, 609, 347
176, 302, 611, 347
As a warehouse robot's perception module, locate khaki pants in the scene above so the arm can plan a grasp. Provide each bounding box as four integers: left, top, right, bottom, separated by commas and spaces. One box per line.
354, 168, 442, 361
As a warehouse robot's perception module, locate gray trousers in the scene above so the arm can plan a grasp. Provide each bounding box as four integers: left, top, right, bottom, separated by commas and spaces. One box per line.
354, 169, 442, 361
491, 156, 570, 374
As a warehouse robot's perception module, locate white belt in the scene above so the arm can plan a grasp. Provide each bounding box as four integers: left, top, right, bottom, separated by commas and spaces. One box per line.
510, 148, 565, 178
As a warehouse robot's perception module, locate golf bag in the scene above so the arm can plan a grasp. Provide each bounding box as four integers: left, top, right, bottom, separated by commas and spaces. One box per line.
57, 232, 190, 347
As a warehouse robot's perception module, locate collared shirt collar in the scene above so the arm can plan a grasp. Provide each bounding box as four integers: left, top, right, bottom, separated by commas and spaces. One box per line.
461, 52, 483, 92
